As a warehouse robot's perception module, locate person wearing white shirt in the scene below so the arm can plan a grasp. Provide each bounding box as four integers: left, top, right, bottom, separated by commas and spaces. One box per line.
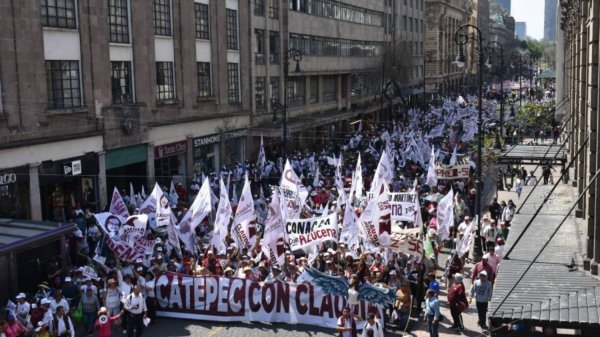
142, 272, 157, 324
124, 285, 148, 337
50, 291, 70, 314
361, 313, 384, 337
52, 306, 74, 337
15, 293, 30, 326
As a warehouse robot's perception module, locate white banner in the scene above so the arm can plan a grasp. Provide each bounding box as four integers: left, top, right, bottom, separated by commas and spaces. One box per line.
285, 213, 338, 251
388, 193, 419, 222
117, 214, 148, 245
232, 175, 257, 251
155, 273, 381, 328
435, 164, 470, 180
261, 189, 286, 267
380, 227, 423, 257
109, 187, 130, 219
436, 189, 454, 241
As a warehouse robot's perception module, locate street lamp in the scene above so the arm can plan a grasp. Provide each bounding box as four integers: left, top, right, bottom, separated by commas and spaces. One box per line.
272, 48, 302, 156
454, 23, 485, 262
486, 41, 505, 148
510, 52, 531, 107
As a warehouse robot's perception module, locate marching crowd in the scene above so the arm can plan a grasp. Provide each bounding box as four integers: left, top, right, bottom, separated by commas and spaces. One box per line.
2, 95, 524, 337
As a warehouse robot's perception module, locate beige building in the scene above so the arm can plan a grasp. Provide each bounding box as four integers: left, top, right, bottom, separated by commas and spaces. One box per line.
424, 0, 471, 96
0, 0, 252, 220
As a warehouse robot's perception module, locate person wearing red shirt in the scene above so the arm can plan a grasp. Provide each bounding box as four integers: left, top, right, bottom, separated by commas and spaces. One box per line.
201, 250, 222, 274
95, 307, 123, 337
447, 274, 468, 332
471, 257, 495, 284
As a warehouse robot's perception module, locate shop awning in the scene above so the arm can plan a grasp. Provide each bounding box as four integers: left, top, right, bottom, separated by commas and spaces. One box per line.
0, 218, 75, 255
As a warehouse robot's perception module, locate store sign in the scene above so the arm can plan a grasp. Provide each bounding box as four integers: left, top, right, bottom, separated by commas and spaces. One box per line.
193, 129, 247, 148
155, 141, 188, 159
63, 160, 82, 176
0, 173, 17, 185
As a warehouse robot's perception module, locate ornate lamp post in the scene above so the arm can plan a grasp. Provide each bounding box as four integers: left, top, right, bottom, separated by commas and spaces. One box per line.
272, 48, 302, 156
454, 23, 485, 262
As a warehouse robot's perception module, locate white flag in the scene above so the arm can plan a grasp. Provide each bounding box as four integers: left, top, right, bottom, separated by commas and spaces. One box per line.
178, 178, 212, 252
258, 135, 266, 176
129, 183, 136, 208
141, 185, 147, 199
280, 159, 308, 218
370, 149, 393, 193
426, 146, 438, 187
354, 154, 364, 199
109, 187, 130, 219
436, 188, 454, 241
232, 174, 257, 251
449, 146, 458, 166
261, 189, 286, 267
211, 178, 231, 255
340, 197, 358, 244
152, 183, 172, 228
169, 181, 178, 207
457, 215, 476, 256
312, 165, 320, 188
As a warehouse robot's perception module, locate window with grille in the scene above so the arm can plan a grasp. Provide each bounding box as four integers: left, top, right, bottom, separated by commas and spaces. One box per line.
286, 77, 305, 107
194, 3, 209, 40
310, 77, 319, 104
153, 0, 171, 36
111, 61, 133, 104
254, 0, 265, 16
226, 9, 238, 50
46, 60, 81, 109
108, 0, 130, 43
197, 62, 211, 97
270, 76, 280, 104
268, 0, 279, 19
323, 76, 336, 102
41, 0, 77, 28
269, 31, 280, 64
156, 62, 175, 101
255, 77, 266, 112
255, 30, 266, 64
227, 63, 240, 104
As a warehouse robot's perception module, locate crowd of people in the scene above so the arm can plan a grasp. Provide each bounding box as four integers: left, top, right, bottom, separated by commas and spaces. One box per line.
2, 94, 529, 337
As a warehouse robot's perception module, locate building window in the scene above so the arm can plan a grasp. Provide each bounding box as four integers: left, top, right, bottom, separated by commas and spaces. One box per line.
310, 77, 319, 103
194, 3, 209, 40
287, 77, 305, 107
227, 63, 240, 104
255, 77, 266, 112
108, 0, 130, 43
111, 61, 133, 104
269, 31, 280, 64
403, 16, 407, 31
197, 62, 211, 97
153, 0, 171, 36
41, 0, 77, 28
254, 0, 265, 16
270, 76, 280, 104
268, 0, 279, 19
323, 76, 336, 102
226, 9, 238, 50
255, 29, 266, 64
156, 62, 175, 101
45, 60, 81, 109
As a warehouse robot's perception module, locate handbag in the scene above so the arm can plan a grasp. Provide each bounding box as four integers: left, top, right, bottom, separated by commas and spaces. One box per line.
72, 300, 83, 323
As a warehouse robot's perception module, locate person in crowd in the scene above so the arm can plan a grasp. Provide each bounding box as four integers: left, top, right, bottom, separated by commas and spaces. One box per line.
2, 313, 27, 337
471, 256, 495, 285
336, 306, 357, 337
33, 321, 50, 337
81, 287, 100, 335
394, 283, 411, 332
50, 291, 69, 315
514, 175, 523, 199
52, 306, 74, 337
526, 171, 537, 186
448, 273, 468, 332
422, 289, 440, 337
123, 285, 147, 337
470, 271, 493, 330
14, 293, 30, 327
361, 313, 384, 337
95, 307, 123, 337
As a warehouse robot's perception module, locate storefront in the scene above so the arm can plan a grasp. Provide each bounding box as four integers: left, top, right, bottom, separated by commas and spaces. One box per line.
105, 144, 148, 200
0, 166, 30, 219
154, 140, 187, 187
192, 129, 247, 177
38, 153, 99, 221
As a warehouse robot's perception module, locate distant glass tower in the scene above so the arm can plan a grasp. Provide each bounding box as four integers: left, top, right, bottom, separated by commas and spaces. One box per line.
494, 0, 511, 14
544, 0, 557, 41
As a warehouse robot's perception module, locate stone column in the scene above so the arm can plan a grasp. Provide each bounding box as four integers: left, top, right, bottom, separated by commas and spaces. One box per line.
147, 143, 155, 190
29, 164, 42, 221
98, 151, 108, 210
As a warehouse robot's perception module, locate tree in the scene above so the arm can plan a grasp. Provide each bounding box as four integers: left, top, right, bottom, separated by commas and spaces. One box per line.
519, 39, 544, 61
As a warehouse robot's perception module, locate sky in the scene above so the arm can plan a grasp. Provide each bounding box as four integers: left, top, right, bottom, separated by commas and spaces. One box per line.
511, 0, 545, 40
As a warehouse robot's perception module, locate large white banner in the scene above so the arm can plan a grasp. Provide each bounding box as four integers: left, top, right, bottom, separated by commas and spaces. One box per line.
155, 273, 381, 329
285, 213, 338, 251
435, 164, 470, 180
388, 193, 419, 222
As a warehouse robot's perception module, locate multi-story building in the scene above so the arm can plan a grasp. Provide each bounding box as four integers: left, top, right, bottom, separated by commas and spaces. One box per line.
493, 0, 510, 15
424, 0, 471, 96
544, 0, 557, 41
515, 21, 526, 40
247, 0, 411, 154
0, 0, 251, 220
